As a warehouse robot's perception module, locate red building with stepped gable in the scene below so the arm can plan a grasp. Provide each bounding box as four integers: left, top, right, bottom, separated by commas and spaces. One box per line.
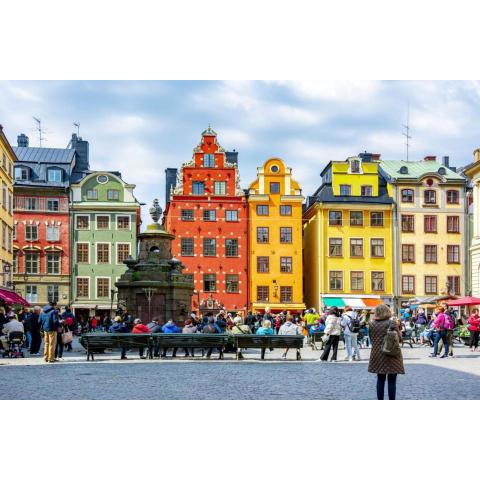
163, 127, 248, 315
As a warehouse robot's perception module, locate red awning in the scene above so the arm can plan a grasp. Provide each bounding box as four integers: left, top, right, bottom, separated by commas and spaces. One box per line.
447, 296, 480, 307
0, 289, 30, 307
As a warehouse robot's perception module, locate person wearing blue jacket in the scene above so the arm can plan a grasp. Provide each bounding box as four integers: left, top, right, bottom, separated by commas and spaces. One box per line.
161, 319, 181, 357
39, 302, 60, 363
110, 316, 128, 359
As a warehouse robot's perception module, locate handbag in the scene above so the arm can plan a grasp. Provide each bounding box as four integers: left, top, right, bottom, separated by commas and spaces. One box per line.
382, 320, 401, 357
62, 330, 73, 345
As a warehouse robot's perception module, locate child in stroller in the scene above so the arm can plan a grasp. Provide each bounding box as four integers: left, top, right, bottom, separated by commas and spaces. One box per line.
1, 331, 26, 358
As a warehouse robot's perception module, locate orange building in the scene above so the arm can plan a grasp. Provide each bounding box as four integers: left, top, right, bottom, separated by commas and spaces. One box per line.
163, 127, 248, 315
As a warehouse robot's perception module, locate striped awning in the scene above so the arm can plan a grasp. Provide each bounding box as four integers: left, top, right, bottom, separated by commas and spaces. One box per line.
322, 297, 383, 309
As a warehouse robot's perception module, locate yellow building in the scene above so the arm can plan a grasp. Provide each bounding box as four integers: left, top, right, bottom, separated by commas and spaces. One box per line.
0, 126, 15, 289
303, 153, 394, 312
248, 158, 305, 313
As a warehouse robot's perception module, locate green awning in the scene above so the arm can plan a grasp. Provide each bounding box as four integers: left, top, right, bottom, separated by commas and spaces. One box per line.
323, 298, 346, 307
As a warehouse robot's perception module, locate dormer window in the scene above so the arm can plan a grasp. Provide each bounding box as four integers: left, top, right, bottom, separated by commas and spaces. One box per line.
14, 167, 29, 181
361, 185, 373, 196
438, 167, 447, 175
47, 168, 62, 183
203, 154, 215, 168
340, 184, 351, 196
424, 189, 437, 205
350, 158, 361, 173
399, 166, 409, 174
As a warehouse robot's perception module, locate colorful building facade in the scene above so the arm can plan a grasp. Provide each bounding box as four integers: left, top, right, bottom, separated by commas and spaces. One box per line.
163, 127, 248, 314
0, 125, 15, 289
248, 157, 305, 313
303, 153, 394, 312
380, 157, 467, 308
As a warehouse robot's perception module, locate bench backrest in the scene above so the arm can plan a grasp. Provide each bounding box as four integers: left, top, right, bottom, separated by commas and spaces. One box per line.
151, 333, 229, 348
235, 334, 304, 349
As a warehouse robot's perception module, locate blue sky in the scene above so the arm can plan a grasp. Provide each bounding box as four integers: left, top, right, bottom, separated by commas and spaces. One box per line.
1, 80, 480, 217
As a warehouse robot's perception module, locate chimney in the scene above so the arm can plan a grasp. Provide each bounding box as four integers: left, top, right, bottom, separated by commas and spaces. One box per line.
371, 153, 381, 161
71, 133, 90, 173
165, 168, 178, 206
17, 133, 29, 147
226, 150, 239, 166
442, 156, 450, 168
358, 152, 372, 162
424, 155, 436, 161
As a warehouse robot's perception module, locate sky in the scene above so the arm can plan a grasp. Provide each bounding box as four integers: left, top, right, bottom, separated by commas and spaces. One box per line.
1, 80, 480, 219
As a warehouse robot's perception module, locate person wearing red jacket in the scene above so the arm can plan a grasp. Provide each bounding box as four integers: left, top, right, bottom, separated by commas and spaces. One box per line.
468, 308, 480, 351
430, 307, 448, 358
132, 319, 151, 359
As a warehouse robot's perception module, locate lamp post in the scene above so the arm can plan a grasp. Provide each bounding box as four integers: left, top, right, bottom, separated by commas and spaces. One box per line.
142, 287, 156, 322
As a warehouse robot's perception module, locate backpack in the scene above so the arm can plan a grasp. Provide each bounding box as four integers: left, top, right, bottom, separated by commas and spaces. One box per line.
444, 313, 455, 330
349, 316, 361, 333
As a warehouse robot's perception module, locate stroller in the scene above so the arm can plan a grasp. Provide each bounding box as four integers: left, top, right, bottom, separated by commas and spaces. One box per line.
2, 331, 26, 358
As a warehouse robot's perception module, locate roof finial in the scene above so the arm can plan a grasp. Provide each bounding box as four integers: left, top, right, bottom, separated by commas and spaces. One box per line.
149, 198, 162, 224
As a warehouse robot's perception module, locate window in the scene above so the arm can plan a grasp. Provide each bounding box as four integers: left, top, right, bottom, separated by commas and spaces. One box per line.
371, 272, 385, 292
97, 278, 110, 298
181, 238, 194, 256
47, 199, 59, 211
350, 211, 363, 226
47, 285, 59, 303
25, 197, 38, 210
256, 205, 269, 216
425, 276, 438, 294
280, 205, 292, 216
401, 189, 414, 203
96, 216, 109, 229
203, 274, 216, 292
117, 216, 130, 230
203, 209, 216, 221
446, 190, 459, 204
192, 182, 205, 195
214, 181, 226, 195
424, 245, 437, 263
329, 238, 343, 257
371, 238, 384, 257
86, 189, 98, 200
350, 238, 363, 257
96, 243, 110, 263
257, 286, 269, 302
280, 256, 293, 273
26, 285, 38, 303
351, 271, 364, 291
350, 159, 360, 173
13, 251, 19, 273
447, 276, 461, 295
280, 227, 292, 243
77, 243, 89, 263
340, 184, 351, 196
280, 286, 292, 303
226, 274, 239, 293
225, 239, 238, 257
329, 211, 342, 226
13, 224, 16, 240
424, 215, 437, 233
203, 154, 215, 167
1, 152, 5, 169
401, 215, 415, 232
76, 215, 89, 230
257, 256, 269, 273
447, 216, 460, 233
2, 223, 5, 249
117, 243, 130, 263
8, 193, 12, 215
14, 167, 29, 181
270, 182, 280, 194
2, 187, 6, 210
402, 244, 415, 263
46, 253, 61, 274
203, 238, 216, 256
447, 245, 460, 263
46, 226, 60, 241
402, 275, 415, 294
181, 209, 194, 221
370, 212, 384, 226
77, 278, 89, 298
424, 190, 437, 204
25, 252, 39, 274
25, 225, 38, 241
107, 189, 119, 200
257, 227, 269, 243
226, 210, 238, 222
329, 271, 343, 290
361, 185, 373, 196
47, 169, 62, 182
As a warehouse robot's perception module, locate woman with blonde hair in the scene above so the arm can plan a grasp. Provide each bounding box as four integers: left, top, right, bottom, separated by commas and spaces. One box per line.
368, 304, 405, 400
232, 316, 252, 360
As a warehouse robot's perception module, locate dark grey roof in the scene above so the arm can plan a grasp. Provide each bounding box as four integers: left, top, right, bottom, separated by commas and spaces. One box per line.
13, 146, 75, 164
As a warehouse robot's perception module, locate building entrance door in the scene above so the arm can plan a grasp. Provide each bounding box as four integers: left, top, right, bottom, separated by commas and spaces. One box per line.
136, 292, 166, 324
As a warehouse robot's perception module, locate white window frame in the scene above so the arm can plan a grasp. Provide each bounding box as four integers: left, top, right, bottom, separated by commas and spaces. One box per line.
75, 214, 90, 230
46, 252, 61, 275
25, 285, 39, 303
116, 242, 131, 265
25, 224, 38, 241
116, 214, 131, 231
46, 225, 60, 242
76, 276, 90, 299
46, 198, 59, 212
95, 242, 111, 264
95, 276, 111, 299
95, 214, 110, 230
214, 181, 226, 195
76, 242, 90, 264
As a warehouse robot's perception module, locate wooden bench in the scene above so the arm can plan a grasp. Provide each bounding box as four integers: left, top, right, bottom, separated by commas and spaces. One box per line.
233, 335, 304, 360
151, 334, 230, 358
401, 330, 415, 348
80, 334, 152, 361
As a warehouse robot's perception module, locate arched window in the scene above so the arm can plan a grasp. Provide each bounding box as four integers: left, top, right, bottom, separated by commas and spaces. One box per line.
424, 189, 437, 204
401, 188, 414, 203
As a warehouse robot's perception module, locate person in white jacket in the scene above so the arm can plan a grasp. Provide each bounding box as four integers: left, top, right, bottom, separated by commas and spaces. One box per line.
279, 315, 303, 360
1, 314, 24, 350
318, 307, 342, 362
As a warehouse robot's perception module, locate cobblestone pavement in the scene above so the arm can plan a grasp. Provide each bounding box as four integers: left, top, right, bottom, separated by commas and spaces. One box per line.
1, 339, 479, 399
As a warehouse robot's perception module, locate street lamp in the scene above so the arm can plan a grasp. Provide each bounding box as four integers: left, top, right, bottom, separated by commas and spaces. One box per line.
142, 287, 157, 323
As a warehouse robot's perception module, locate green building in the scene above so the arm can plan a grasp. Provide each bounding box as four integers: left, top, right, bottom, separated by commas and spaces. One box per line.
70, 171, 141, 320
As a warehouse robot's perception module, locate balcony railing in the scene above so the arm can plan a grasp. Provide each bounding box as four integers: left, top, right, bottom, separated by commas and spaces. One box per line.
14, 196, 69, 213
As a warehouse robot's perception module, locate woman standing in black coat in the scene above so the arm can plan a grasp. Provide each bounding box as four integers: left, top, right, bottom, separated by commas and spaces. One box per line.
29, 306, 43, 355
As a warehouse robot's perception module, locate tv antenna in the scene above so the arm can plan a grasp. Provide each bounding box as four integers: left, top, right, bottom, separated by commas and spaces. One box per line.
402, 104, 412, 161
73, 122, 80, 136
32, 116, 45, 147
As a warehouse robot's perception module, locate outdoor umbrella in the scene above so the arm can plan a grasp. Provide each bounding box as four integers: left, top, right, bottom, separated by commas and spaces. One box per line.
447, 296, 480, 306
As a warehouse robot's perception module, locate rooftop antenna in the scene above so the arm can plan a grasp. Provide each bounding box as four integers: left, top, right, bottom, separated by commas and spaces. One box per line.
73, 121, 80, 136
32, 116, 45, 147
402, 103, 412, 161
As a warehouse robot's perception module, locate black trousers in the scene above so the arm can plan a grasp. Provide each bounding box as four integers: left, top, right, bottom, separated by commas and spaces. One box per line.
30, 330, 42, 354
320, 335, 339, 361
470, 331, 479, 348
377, 373, 397, 400
55, 333, 64, 358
